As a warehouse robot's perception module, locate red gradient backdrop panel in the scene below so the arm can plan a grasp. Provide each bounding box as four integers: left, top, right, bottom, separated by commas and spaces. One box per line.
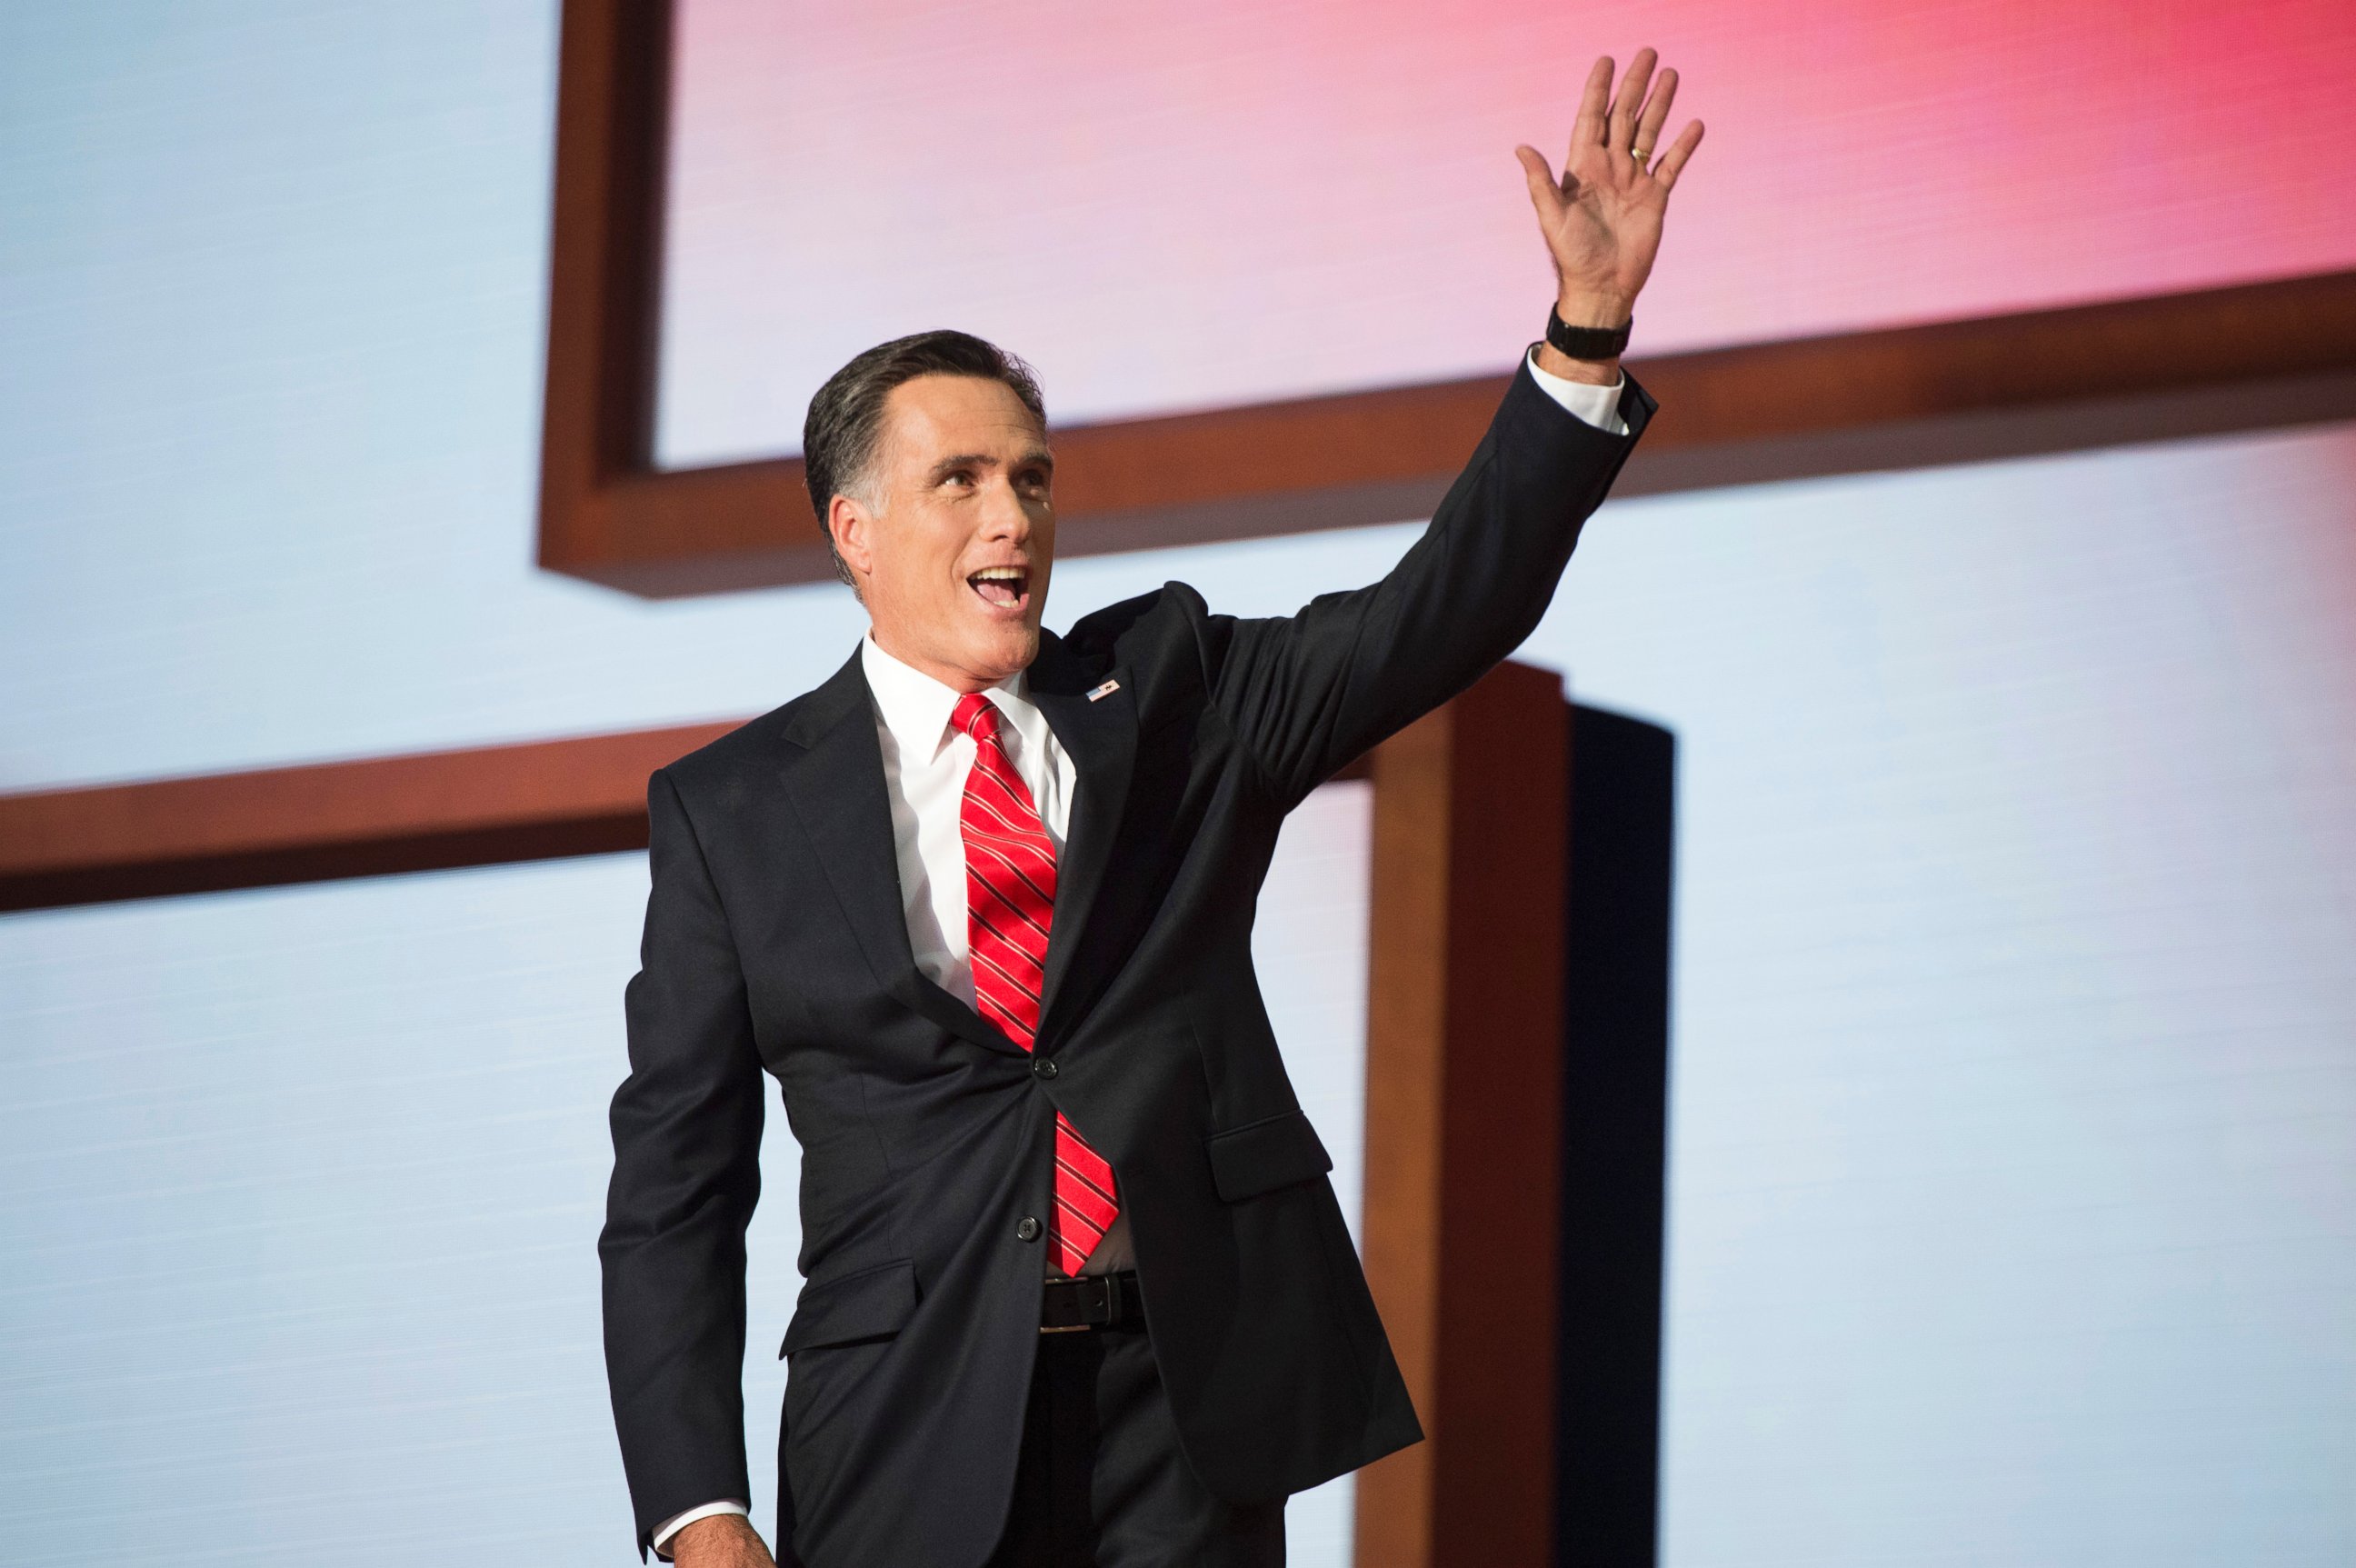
656, 0, 2356, 466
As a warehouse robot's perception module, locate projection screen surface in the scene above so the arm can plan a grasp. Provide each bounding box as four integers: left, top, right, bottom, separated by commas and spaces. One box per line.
655, 0, 2356, 467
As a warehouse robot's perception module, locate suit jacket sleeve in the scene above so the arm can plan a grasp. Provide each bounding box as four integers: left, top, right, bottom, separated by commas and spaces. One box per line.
601, 767, 764, 1557
1199, 361, 1654, 805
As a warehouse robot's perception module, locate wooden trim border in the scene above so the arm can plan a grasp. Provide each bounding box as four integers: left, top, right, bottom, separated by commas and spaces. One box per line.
0, 724, 1374, 914
0, 723, 738, 913
538, 7, 2356, 598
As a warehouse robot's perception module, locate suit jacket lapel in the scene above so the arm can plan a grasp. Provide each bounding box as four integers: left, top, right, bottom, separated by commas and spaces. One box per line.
1027, 634, 1138, 1037
780, 650, 1020, 1058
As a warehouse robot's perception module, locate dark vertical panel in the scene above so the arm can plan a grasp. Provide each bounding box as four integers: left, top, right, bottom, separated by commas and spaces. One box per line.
1556, 705, 1677, 1568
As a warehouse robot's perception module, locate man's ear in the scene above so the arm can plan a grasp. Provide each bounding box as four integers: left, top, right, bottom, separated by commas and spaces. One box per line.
829, 493, 876, 586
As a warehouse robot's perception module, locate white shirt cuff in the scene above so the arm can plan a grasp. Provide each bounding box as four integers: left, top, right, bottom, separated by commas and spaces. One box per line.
1523, 346, 1629, 435
651, 1500, 750, 1560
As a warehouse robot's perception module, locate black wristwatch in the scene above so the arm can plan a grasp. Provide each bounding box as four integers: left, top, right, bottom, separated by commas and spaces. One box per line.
1545, 305, 1632, 361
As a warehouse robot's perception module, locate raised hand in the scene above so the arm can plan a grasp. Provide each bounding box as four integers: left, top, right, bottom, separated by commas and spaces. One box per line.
1514, 49, 1703, 344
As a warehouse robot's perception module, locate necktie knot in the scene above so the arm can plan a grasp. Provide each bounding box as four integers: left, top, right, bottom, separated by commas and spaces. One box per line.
952, 692, 1000, 744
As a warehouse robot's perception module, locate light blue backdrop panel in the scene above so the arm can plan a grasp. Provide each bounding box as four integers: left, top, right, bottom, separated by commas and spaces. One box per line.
0, 856, 679, 1563
0, 786, 1372, 1567
1520, 424, 2356, 1566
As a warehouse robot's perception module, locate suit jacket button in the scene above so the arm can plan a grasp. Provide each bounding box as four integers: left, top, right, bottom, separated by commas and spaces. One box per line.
1033, 1058, 1058, 1080
1017, 1216, 1042, 1243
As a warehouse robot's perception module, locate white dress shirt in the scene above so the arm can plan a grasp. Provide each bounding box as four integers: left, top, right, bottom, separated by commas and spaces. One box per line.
648, 355, 1622, 1557
861, 638, 1080, 1011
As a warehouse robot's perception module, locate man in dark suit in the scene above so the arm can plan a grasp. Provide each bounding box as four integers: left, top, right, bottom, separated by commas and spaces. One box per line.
602, 51, 1702, 1568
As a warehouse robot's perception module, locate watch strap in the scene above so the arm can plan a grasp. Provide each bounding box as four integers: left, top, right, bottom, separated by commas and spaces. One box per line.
1545, 305, 1632, 361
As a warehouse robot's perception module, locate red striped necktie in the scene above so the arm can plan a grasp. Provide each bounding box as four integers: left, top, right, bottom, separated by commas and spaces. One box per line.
953, 693, 1121, 1276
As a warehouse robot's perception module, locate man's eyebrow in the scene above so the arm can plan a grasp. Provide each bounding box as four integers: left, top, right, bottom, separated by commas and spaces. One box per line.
924, 453, 992, 482
924, 449, 1055, 482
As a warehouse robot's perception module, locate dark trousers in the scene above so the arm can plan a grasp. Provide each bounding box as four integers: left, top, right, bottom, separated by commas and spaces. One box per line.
985, 1323, 1286, 1568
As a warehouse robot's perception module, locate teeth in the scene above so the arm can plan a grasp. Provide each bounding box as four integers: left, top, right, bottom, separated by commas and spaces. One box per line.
973, 568, 1024, 583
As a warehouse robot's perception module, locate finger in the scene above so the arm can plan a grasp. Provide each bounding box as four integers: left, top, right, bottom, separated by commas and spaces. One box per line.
1632, 66, 1678, 161
1515, 144, 1566, 215
1571, 55, 1613, 151
1652, 118, 1705, 189
1608, 46, 1658, 149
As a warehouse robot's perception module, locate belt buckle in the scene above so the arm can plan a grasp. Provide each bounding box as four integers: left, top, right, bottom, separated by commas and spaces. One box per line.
1039, 1273, 1123, 1333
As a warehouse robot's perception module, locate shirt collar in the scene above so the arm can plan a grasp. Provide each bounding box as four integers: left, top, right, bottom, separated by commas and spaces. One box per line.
860, 634, 1036, 763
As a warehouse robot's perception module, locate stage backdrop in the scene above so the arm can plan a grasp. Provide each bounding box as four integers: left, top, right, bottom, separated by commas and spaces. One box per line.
3, 5, 2353, 1565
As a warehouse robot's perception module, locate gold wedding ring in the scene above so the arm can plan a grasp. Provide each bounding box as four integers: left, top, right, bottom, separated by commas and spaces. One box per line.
1632, 145, 1654, 167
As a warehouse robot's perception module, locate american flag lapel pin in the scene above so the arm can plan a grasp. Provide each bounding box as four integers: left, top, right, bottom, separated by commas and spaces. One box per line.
1087, 678, 1121, 703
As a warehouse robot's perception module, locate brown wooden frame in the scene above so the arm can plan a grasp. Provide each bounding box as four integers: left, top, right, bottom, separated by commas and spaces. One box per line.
0, 723, 734, 913
538, 0, 2356, 598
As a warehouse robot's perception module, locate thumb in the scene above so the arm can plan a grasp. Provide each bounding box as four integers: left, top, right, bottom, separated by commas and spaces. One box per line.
1514, 144, 1563, 216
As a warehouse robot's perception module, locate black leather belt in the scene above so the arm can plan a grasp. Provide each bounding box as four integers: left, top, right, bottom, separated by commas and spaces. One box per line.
1040, 1269, 1144, 1333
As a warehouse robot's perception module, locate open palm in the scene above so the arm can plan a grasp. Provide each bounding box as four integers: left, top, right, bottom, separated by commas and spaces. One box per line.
1514, 50, 1704, 325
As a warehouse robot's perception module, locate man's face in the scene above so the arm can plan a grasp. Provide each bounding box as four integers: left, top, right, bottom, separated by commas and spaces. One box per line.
832, 375, 1055, 693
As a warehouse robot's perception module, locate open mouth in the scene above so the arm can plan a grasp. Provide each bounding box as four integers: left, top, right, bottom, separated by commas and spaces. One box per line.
967, 565, 1031, 611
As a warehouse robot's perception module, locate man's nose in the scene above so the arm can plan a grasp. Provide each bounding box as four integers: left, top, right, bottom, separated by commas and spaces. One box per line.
978, 475, 1034, 541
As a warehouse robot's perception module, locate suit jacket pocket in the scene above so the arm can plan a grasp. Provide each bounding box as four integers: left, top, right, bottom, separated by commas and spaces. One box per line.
1206, 1109, 1333, 1203
779, 1258, 918, 1356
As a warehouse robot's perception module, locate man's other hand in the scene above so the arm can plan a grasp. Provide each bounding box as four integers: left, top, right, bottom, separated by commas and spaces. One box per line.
671, 1513, 776, 1568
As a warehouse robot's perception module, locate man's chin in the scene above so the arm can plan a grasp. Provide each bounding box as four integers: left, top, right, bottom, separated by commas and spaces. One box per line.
1001, 624, 1043, 674
960, 623, 1041, 684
